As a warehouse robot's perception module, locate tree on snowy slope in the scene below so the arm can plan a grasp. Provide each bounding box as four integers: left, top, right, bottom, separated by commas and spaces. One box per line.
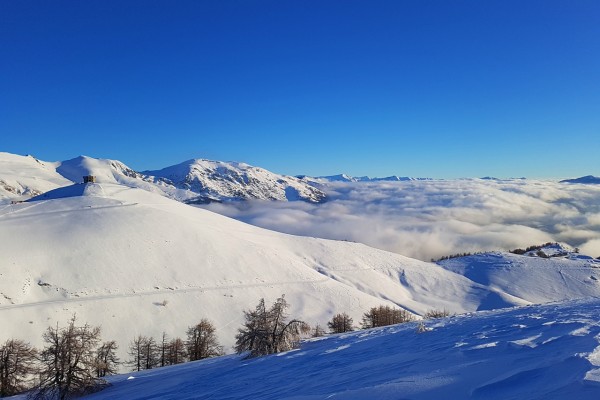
328, 313, 354, 333
127, 335, 159, 372
165, 337, 187, 366
361, 305, 414, 329
0, 339, 37, 397
34, 315, 104, 400
235, 295, 310, 357
158, 332, 169, 368
94, 341, 119, 378
186, 319, 223, 361
311, 324, 326, 337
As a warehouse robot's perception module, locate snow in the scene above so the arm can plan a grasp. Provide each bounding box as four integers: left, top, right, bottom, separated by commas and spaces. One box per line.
2, 181, 600, 369
523, 242, 571, 258
3, 151, 600, 396
4, 152, 600, 261
314, 174, 432, 183
0, 153, 325, 204
0, 153, 71, 199
145, 158, 326, 203
20, 298, 597, 400
438, 252, 600, 306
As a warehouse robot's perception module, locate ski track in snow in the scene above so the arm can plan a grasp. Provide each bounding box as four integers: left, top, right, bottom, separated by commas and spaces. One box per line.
0, 202, 138, 220
0, 277, 331, 311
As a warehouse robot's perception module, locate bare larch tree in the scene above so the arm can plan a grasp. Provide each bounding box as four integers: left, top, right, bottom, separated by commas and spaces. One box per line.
94, 341, 119, 378
328, 313, 355, 333
361, 305, 414, 329
186, 319, 223, 361
127, 335, 158, 372
35, 315, 103, 400
0, 339, 38, 397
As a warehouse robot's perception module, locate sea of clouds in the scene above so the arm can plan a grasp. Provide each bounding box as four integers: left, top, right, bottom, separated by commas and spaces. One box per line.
199, 179, 600, 261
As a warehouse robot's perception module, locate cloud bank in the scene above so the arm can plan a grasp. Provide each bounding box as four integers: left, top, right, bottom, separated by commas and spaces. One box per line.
199, 180, 600, 261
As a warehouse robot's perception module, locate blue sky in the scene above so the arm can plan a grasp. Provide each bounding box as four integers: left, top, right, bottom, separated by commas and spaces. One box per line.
1, 1, 598, 178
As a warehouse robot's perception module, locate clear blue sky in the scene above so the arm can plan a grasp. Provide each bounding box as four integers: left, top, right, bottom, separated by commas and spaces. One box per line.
1, 1, 598, 178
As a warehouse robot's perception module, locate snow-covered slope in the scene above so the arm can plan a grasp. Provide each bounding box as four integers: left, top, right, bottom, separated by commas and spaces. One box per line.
75, 298, 600, 400
145, 159, 325, 203
0, 153, 71, 199
438, 248, 600, 308
2, 183, 600, 366
0, 154, 191, 202
0, 183, 474, 362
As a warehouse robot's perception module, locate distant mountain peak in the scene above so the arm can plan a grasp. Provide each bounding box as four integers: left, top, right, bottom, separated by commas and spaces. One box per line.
315, 174, 433, 183
560, 175, 600, 184
144, 158, 326, 203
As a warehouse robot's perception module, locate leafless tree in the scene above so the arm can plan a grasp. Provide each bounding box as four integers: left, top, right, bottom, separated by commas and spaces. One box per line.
127, 335, 144, 372
94, 341, 119, 378
311, 324, 326, 338
127, 335, 158, 372
186, 319, 223, 361
328, 313, 354, 333
35, 315, 103, 400
423, 309, 451, 319
0, 339, 38, 397
158, 332, 169, 368
142, 337, 158, 370
235, 295, 310, 357
361, 305, 414, 329
166, 338, 187, 366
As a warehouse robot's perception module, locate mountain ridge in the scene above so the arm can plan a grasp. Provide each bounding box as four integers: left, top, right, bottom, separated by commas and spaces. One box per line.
561, 175, 600, 184
0, 153, 325, 204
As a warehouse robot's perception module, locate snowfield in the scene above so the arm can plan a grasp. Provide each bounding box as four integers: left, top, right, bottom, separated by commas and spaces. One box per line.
1, 180, 600, 367
64, 298, 600, 399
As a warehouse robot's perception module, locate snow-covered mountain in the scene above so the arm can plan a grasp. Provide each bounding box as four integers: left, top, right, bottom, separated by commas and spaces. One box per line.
145, 159, 326, 203
309, 173, 365, 182
0, 153, 326, 204
311, 173, 433, 183
52, 297, 600, 400
561, 175, 600, 184
438, 246, 600, 308
0, 153, 71, 199
1, 182, 600, 365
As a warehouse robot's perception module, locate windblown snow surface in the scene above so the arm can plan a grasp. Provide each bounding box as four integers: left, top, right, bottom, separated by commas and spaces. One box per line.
66, 298, 600, 399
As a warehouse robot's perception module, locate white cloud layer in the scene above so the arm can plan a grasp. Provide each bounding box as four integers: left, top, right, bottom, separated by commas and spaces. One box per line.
199, 180, 600, 261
